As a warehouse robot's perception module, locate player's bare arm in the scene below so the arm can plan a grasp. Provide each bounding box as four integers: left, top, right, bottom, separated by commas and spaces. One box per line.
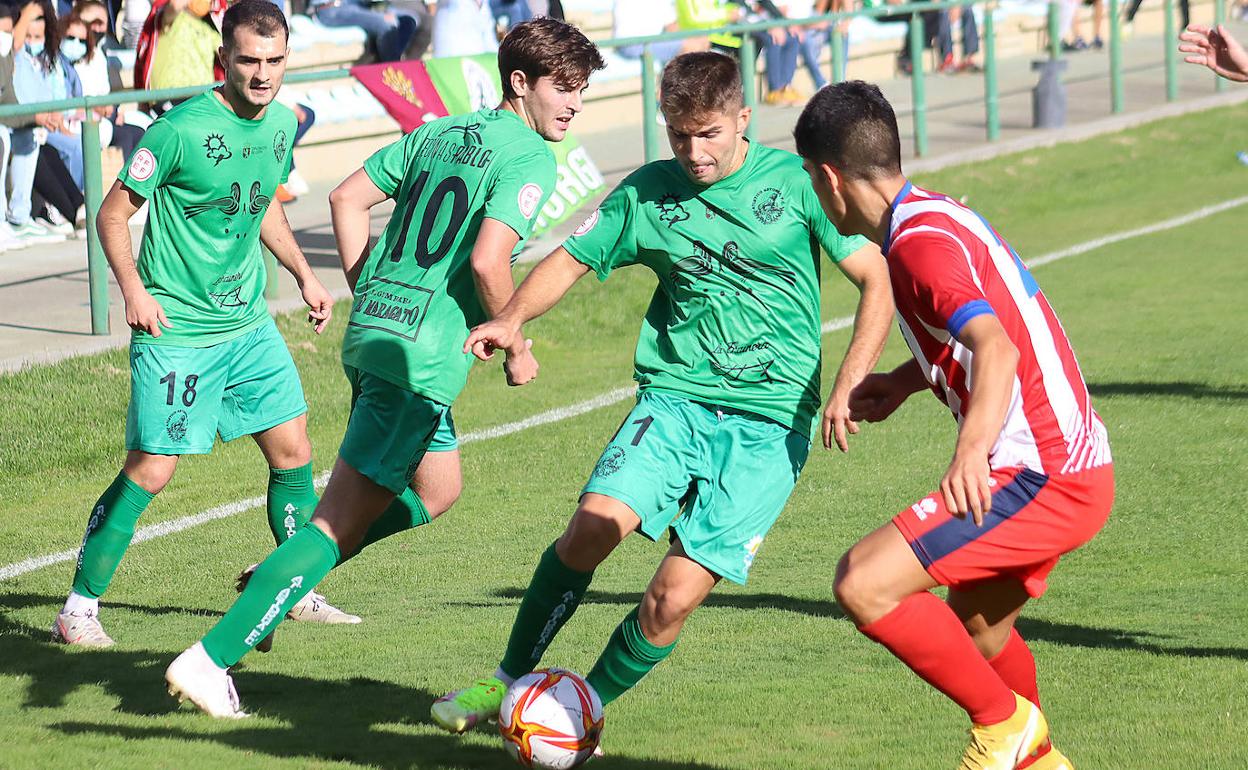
329, 167, 390, 292
848, 357, 928, 425
97, 180, 170, 337
943, 313, 1019, 525
821, 242, 893, 452
471, 217, 537, 386
463, 246, 591, 360
260, 197, 333, 334
1179, 24, 1248, 81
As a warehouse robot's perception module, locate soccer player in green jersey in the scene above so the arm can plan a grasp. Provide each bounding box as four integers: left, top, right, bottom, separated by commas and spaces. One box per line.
52, 0, 351, 649
163, 17, 606, 718
431, 51, 895, 734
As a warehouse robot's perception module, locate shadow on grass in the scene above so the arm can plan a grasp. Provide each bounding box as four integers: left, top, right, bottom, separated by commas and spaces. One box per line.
484, 588, 848, 620
0, 598, 727, 769
1088, 381, 1248, 401
0, 591, 224, 620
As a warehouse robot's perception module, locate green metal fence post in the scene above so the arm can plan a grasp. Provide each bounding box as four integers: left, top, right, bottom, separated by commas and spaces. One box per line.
984, 2, 999, 141
1109, 0, 1124, 112
909, 12, 928, 156
82, 118, 109, 335
831, 25, 847, 83
739, 32, 757, 140
641, 45, 661, 162
1215, 0, 1228, 93
1164, 0, 1178, 101
1048, 0, 1061, 60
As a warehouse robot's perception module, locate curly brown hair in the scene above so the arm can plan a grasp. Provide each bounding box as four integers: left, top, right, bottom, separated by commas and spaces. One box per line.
497, 17, 605, 99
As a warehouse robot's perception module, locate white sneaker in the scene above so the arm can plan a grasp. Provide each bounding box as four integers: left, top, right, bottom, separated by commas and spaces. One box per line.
10, 219, 65, 244
287, 590, 362, 624
0, 221, 25, 250
285, 168, 310, 197
38, 215, 75, 238
165, 642, 249, 719
51, 609, 115, 647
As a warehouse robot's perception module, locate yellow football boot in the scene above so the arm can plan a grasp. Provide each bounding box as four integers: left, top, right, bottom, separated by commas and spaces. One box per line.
958, 693, 1049, 770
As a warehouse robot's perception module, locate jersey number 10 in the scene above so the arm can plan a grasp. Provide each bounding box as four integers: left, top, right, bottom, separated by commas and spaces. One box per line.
389, 171, 470, 269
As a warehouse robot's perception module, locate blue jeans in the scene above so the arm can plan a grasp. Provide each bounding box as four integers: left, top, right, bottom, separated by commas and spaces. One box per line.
764, 31, 799, 92
489, 0, 531, 28
313, 0, 417, 61
798, 27, 828, 90
7, 127, 39, 224
617, 40, 684, 63
291, 104, 315, 171
46, 130, 84, 191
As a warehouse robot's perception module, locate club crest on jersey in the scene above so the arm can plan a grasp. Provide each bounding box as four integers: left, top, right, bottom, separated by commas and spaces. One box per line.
274, 130, 288, 162
518, 184, 543, 219
128, 148, 156, 182
656, 193, 689, 226
751, 187, 784, 224
165, 410, 189, 442
573, 209, 600, 236
203, 134, 232, 166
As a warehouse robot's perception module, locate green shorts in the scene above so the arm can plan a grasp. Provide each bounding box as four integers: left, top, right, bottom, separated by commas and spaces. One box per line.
582, 390, 810, 584
126, 319, 307, 455
338, 365, 454, 494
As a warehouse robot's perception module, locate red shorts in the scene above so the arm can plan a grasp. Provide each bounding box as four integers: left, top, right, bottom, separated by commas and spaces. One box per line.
892, 464, 1114, 597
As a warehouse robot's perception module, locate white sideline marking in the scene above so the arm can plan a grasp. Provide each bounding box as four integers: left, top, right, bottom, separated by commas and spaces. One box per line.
4, 195, 1246, 583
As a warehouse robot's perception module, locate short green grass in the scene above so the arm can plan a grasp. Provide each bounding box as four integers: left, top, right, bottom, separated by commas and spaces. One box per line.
2, 103, 1247, 769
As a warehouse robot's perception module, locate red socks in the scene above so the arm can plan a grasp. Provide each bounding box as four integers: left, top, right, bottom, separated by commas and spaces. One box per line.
859, 591, 1016, 725
989, 627, 1040, 707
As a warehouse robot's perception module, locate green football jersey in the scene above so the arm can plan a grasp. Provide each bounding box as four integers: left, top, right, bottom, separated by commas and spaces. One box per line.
118, 91, 296, 347
341, 109, 556, 404
564, 142, 868, 437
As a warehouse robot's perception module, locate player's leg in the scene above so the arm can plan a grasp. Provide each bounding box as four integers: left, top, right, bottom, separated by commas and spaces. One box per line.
252, 414, 318, 546
586, 538, 718, 705
56, 337, 227, 646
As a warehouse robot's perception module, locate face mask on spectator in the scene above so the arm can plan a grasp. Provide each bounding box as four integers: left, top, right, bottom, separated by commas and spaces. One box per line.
0, 32, 11, 57
26, 39, 44, 55
61, 37, 86, 62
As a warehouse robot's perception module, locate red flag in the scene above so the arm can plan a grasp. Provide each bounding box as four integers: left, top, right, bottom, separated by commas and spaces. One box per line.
351, 61, 450, 134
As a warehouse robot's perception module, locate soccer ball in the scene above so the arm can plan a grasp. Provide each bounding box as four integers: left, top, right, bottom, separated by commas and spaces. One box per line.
498, 668, 604, 769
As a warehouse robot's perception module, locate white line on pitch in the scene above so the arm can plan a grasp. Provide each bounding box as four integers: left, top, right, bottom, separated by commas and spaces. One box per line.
4, 194, 1245, 583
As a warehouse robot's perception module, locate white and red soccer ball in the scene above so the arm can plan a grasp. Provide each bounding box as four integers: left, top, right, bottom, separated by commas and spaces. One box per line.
499, 668, 604, 769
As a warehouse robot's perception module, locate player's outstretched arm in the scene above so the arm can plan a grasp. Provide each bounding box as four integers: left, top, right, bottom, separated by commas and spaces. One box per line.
848, 357, 927, 426
822, 243, 895, 451
1179, 24, 1248, 81
471, 217, 537, 386
942, 314, 1019, 526
260, 197, 333, 334
329, 168, 390, 292
98, 180, 170, 337
463, 246, 591, 361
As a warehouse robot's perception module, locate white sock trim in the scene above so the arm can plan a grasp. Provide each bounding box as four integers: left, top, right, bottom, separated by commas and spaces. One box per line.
494, 667, 516, 687
63, 591, 99, 615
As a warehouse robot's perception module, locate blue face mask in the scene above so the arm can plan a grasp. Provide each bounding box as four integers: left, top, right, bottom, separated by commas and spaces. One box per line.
60, 38, 86, 62
26, 39, 44, 55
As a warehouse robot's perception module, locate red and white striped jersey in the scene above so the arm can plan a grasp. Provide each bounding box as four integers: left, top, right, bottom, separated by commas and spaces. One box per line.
884, 182, 1111, 475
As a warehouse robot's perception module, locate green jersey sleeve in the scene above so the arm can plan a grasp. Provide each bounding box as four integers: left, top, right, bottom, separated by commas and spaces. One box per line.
484, 147, 556, 242
118, 118, 183, 199
363, 128, 423, 197
800, 182, 868, 263
563, 181, 639, 281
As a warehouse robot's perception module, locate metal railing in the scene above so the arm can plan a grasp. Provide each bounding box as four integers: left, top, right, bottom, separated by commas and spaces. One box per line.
0, 0, 1205, 335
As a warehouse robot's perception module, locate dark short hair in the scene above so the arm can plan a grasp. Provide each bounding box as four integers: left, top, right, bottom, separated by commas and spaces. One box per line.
497, 17, 605, 99
794, 81, 902, 180
222, 0, 289, 48
659, 51, 743, 122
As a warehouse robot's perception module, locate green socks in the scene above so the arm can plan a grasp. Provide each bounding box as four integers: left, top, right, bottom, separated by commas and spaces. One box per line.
201, 522, 340, 668
338, 487, 432, 565
71, 472, 155, 599
266, 463, 319, 545
586, 607, 678, 706
499, 542, 594, 680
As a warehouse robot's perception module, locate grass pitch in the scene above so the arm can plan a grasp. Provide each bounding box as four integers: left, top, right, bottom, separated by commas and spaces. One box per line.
2, 103, 1247, 769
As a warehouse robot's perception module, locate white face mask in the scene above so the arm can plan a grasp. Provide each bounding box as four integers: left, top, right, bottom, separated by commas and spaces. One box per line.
0, 31, 13, 58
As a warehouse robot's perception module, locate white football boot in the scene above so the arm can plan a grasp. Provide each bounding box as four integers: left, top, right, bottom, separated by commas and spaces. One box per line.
51, 609, 115, 647
165, 642, 248, 719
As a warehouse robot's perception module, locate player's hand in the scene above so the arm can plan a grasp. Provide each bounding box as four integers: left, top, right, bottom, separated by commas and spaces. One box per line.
940, 451, 992, 526
124, 288, 172, 338
848, 372, 908, 424
1179, 24, 1248, 82
464, 317, 521, 361
300, 276, 333, 334
503, 338, 539, 386
821, 385, 859, 452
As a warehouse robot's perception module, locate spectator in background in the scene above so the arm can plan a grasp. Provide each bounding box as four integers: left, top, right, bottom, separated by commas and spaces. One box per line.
1064, 0, 1104, 51
13, 0, 86, 190
489, 0, 529, 31
614, 0, 703, 63
676, 0, 742, 55
133, 0, 225, 101
306, 0, 418, 62
790, 0, 829, 92
120, 0, 148, 46
0, 3, 43, 249
1124, 0, 1187, 36
63, 2, 144, 159
433, 0, 496, 57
